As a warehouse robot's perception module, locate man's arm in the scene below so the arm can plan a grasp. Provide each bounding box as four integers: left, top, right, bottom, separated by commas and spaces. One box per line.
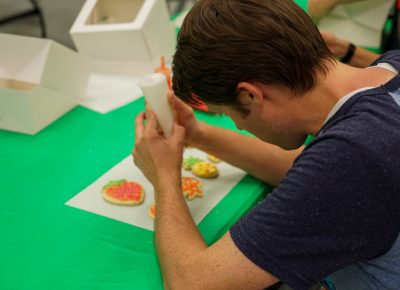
191, 122, 302, 187
155, 176, 278, 290
133, 111, 279, 290
169, 94, 302, 187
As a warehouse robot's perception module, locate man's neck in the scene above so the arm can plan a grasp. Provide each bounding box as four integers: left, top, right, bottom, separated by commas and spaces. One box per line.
301, 61, 396, 135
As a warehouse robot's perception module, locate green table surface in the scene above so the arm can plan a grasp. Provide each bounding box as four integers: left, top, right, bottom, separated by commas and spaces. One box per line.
0, 97, 272, 290
296, 0, 308, 10
0, 3, 314, 289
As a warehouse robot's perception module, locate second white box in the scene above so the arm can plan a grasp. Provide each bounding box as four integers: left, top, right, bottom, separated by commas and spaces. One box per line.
70, 0, 176, 62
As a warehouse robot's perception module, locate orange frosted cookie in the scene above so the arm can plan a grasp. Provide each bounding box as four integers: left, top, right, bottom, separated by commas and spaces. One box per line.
148, 204, 156, 219
191, 162, 219, 178
102, 179, 145, 206
182, 177, 203, 200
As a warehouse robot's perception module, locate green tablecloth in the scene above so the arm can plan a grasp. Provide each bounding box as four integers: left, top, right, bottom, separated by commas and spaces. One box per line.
0, 97, 271, 289
296, 0, 308, 10
1, 2, 312, 288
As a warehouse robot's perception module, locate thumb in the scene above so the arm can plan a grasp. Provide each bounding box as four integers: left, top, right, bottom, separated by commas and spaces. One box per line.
145, 109, 159, 136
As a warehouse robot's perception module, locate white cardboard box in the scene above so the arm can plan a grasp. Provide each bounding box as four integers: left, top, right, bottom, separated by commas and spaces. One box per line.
0, 33, 91, 135
317, 0, 395, 48
70, 0, 176, 62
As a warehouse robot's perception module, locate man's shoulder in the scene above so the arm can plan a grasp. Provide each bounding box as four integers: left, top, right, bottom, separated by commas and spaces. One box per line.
306, 105, 399, 174
317, 86, 400, 147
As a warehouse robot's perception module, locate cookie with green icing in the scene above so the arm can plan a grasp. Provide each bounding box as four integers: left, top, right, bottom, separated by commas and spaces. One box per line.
182, 156, 204, 170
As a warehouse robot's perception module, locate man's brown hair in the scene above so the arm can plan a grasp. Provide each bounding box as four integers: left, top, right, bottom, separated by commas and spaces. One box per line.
172, 0, 335, 107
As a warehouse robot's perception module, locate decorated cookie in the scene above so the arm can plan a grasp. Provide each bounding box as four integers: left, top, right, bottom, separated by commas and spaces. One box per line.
182, 156, 204, 170
182, 177, 203, 200
207, 154, 221, 163
148, 204, 156, 219
102, 179, 145, 206
191, 162, 219, 178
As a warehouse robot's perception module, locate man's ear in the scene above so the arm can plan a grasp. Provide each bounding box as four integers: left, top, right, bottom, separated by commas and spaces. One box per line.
237, 82, 264, 106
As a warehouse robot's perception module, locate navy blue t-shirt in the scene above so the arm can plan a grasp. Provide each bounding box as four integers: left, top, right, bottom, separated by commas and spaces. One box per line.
230, 51, 400, 290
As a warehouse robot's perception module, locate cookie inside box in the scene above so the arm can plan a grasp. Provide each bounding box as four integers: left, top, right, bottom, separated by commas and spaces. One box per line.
0, 79, 36, 91
86, 0, 145, 25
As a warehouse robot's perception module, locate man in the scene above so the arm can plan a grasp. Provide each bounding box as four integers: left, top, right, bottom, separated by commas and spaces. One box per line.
133, 0, 400, 289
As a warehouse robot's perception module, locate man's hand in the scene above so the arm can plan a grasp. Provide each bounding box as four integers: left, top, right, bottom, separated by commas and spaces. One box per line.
167, 92, 203, 146
132, 110, 186, 187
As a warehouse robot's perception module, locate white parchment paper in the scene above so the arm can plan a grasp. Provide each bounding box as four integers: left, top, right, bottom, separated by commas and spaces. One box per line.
66, 148, 246, 231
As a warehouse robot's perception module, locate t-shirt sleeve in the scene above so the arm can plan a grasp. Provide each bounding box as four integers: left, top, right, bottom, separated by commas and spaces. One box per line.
230, 132, 400, 289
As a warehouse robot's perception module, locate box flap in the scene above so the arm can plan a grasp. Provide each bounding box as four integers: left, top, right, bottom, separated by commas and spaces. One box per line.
0, 86, 78, 134
0, 89, 34, 134
0, 33, 50, 84
41, 40, 91, 98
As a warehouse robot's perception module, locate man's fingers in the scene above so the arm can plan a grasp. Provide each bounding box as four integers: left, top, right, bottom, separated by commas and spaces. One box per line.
145, 109, 160, 136
135, 111, 146, 139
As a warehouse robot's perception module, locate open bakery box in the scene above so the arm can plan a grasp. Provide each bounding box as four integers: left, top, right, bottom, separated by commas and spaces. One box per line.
0, 33, 91, 135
